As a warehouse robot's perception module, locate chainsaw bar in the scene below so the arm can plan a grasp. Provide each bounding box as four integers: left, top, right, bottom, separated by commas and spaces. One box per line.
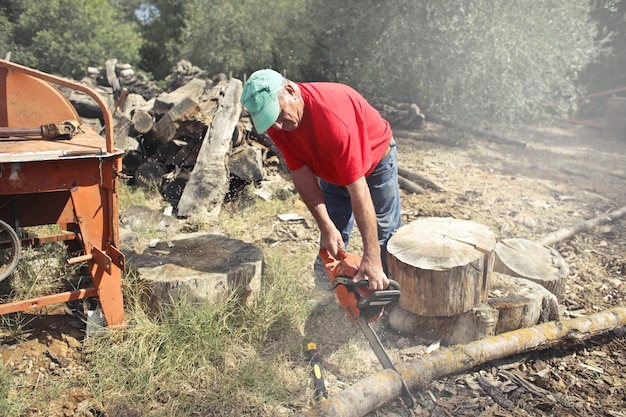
356, 317, 416, 409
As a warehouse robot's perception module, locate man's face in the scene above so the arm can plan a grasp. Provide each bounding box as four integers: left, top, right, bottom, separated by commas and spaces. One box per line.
272, 88, 302, 131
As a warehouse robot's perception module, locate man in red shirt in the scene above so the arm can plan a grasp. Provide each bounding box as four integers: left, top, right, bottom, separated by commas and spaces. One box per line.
240, 69, 401, 290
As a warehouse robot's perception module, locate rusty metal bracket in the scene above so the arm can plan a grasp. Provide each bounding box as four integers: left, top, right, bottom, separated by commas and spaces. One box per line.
106, 244, 125, 271
0, 119, 81, 140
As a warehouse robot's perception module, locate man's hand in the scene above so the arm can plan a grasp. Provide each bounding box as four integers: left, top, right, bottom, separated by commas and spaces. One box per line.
354, 255, 389, 290
320, 227, 345, 259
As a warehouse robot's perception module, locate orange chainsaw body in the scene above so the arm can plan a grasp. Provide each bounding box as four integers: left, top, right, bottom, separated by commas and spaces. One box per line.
319, 248, 384, 323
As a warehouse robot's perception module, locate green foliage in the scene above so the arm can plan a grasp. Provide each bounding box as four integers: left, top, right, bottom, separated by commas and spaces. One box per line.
134, 0, 187, 79
579, 0, 626, 94
176, 0, 311, 79
306, 0, 599, 124
0, 363, 24, 417
8, 0, 142, 79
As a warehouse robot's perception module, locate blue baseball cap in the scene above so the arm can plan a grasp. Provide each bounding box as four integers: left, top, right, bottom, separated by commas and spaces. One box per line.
240, 69, 283, 134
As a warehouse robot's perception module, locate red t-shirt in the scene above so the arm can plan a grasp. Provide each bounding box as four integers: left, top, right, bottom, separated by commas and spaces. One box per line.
267, 82, 392, 186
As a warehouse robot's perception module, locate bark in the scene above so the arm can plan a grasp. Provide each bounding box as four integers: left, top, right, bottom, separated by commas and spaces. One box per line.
397, 176, 425, 194
537, 206, 626, 246
294, 306, 626, 417
131, 110, 154, 134
176, 79, 242, 217
105, 58, 122, 100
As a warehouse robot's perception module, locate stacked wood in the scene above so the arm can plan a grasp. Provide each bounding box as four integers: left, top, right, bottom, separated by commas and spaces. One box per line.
374, 98, 425, 131
85, 60, 162, 100
59, 60, 273, 217
386, 217, 567, 346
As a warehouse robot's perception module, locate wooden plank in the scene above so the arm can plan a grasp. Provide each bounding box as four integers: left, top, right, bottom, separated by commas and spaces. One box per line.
176, 79, 242, 217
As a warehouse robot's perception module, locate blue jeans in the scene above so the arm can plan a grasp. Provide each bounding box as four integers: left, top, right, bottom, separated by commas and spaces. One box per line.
319, 138, 402, 272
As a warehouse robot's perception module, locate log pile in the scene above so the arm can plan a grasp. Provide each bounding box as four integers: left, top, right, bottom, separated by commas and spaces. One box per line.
62, 59, 436, 217
63, 60, 280, 216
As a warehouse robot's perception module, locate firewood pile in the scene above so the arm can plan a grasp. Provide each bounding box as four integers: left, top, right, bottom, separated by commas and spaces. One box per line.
65, 59, 431, 217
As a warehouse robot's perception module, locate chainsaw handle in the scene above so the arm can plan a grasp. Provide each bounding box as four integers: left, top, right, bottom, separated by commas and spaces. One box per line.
334, 276, 401, 291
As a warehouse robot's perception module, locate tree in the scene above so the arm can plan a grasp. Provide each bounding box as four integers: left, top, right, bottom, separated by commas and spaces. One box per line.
9, 0, 142, 79
127, 0, 187, 80
578, 0, 626, 95
306, 0, 599, 124
175, 0, 310, 80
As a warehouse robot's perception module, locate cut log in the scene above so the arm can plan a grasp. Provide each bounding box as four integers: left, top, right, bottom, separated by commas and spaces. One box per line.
386, 217, 496, 317
294, 306, 626, 417
153, 97, 205, 143
176, 78, 243, 217
105, 58, 122, 99
153, 77, 207, 115
493, 238, 569, 299
537, 205, 626, 246
131, 109, 154, 134
488, 272, 560, 332
134, 161, 167, 188
228, 143, 264, 182
389, 302, 498, 345
127, 232, 264, 310
113, 115, 141, 153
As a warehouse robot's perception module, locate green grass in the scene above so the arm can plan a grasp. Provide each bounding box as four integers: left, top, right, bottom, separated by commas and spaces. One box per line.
81, 247, 315, 416
0, 181, 324, 416
0, 363, 25, 416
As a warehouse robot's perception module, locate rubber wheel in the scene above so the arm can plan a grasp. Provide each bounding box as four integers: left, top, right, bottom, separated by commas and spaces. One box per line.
0, 219, 20, 282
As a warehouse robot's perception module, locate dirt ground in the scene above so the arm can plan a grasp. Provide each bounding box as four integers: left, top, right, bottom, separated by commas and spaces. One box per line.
2, 120, 626, 416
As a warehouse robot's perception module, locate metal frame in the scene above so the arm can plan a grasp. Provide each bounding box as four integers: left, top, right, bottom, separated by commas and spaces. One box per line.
0, 59, 125, 326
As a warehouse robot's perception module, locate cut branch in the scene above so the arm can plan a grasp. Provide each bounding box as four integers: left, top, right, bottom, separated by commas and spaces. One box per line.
397, 176, 425, 194
537, 205, 626, 246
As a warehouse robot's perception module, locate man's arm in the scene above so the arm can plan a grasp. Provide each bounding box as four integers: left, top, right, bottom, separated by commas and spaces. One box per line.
346, 176, 389, 290
291, 165, 345, 256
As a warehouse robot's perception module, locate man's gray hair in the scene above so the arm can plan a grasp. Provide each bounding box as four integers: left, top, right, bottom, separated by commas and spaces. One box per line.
276, 77, 291, 100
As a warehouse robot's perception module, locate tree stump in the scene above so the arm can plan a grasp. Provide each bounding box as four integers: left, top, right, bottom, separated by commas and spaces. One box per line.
127, 232, 264, 312
386, 217, 496, 317
493, 238, 569, 299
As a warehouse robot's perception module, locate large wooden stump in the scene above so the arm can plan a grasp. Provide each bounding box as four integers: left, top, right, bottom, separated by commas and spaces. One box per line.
493, 238, 569, 299
127, 232, 264, 312
386, 217, 496, 317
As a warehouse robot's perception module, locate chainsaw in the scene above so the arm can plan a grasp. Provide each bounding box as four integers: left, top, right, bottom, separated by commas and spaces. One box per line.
319, 248, 416, 409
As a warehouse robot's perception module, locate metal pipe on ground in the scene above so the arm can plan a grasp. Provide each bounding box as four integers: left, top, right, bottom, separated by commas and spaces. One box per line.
294, 306, 626, 417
